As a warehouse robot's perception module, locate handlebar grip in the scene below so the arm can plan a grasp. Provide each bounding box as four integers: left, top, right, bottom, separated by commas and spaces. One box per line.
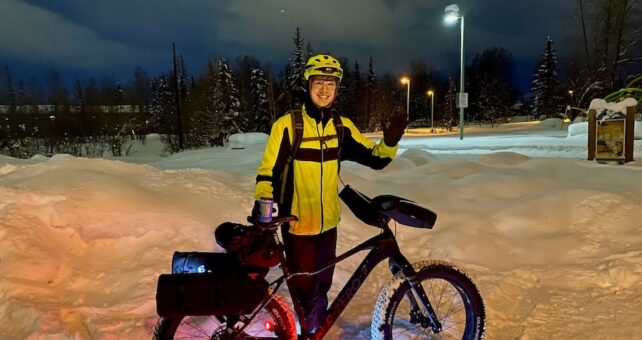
251, 215, 298, 230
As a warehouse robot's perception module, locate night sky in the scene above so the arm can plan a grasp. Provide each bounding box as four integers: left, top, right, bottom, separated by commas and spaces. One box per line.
0, 0, 577, 94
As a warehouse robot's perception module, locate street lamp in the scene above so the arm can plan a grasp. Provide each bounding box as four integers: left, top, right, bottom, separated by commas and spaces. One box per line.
400, 77, 411, 128
444, 4, 466, 140
427, 90, 434, 133
568, 90, 574, 105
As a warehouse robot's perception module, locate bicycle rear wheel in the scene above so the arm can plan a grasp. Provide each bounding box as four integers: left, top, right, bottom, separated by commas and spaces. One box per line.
153, 292, 296, 340
371, 260, 485, 339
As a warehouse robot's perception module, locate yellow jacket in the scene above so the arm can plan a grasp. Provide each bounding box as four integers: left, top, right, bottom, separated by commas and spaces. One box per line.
254, 106, 398, 235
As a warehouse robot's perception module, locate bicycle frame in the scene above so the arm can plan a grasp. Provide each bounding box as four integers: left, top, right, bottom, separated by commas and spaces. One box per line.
246, 221, 443, 339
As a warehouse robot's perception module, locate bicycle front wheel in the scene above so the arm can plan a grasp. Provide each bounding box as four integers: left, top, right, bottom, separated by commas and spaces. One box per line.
371, 260, 485, 340
153, 292, 297, 340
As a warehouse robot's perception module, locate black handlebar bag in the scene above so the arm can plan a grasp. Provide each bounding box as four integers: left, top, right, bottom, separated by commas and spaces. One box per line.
339, 184, 437, 229
156, 252, 269, 317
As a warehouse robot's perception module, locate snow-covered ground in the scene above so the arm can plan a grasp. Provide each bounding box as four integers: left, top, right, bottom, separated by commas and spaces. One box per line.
1, 121, 641, 339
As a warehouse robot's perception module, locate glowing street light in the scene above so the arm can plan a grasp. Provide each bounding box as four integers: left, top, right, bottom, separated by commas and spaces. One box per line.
400, 77, 411, 128
568, 90, 574, 105
427, 90, 435, 133
444, 4, 466, 140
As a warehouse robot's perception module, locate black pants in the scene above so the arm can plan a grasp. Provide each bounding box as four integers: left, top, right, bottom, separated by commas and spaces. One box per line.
282, 227, 337, 333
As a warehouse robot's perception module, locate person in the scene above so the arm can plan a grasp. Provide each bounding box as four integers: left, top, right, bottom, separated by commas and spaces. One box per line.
253, 54, 406, 335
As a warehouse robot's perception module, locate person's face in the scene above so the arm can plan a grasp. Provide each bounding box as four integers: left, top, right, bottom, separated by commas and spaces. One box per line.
309, 76, 338, 108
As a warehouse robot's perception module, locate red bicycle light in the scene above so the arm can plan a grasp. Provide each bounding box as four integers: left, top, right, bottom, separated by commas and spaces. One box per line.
264, 321, 274, 331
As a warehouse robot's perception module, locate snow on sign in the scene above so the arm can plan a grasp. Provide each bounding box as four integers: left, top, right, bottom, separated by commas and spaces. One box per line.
457, 92, 468, 108
595, 111, 626, 161
588, 97, 638, 163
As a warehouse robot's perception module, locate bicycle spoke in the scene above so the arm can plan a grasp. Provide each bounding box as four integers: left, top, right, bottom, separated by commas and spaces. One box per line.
390, 278, 469, 339
182, 316, 209, 337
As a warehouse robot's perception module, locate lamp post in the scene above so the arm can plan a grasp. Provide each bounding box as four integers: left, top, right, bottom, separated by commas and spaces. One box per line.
568, 90, 574, 106
400, 77, 411, 129
427, 90, 434, 133
444, 4, 465, 140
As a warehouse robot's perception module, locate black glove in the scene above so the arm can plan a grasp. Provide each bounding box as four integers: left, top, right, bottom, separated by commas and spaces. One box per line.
248, 200, 260, 224
382, 113, 408, 146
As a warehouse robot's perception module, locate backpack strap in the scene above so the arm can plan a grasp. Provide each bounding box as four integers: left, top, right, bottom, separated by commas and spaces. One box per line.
331, 109, 344, 161
278, 108, 303, 204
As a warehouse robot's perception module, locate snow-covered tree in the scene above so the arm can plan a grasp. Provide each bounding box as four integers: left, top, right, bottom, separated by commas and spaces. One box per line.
576, 0, 642, 91
248, 67, 272, 134
149, 76, 183, 153
149, 76, 174, 133
468, 47, 516, 123
531, 37, 562, 117
306, 42, 314, 61
442, 77, 457, 131
284, 27, 307, 106
233, 55, 262, 132
176, 55, 191, 103
74, 78, 84, 109
212, 58, 241, 146
365, 57, 379, 131
351, 60, 364, 127
184, 60, 217, 148
334, 57, 351, 116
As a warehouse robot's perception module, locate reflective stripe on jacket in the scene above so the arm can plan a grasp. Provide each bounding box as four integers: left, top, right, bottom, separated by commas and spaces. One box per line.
254, 106, 398, 235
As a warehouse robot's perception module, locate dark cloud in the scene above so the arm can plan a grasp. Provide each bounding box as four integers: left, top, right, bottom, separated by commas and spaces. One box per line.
0, 0, 575, 91
0, 0, 159, 70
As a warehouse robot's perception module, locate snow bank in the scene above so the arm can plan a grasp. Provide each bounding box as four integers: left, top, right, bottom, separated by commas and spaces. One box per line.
567, 120, 642, 138
2, 128, 642, 338
228, 132, 269, 149
567, 121, 588, 137
539, 118, 563, 129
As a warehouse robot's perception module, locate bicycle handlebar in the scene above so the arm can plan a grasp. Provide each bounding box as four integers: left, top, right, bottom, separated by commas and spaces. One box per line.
248, 215, 298, 231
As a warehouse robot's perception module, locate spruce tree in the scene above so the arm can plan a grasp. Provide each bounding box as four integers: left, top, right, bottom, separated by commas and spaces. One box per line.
212, 58, 241, 146
74, 78, 84, 109
149, 76, 173, 133
190, 60, 217, 148
352, 60, 364, 127
249, 67, 272, 134
365, 57, 378, 131
443, 77, 457, 131
284, 27, 307, 106
334, 57, 351, 116
469, 48, 516, 124
177, 55, 191, 103
306, 42, 314, 60
531, 37, 562, 118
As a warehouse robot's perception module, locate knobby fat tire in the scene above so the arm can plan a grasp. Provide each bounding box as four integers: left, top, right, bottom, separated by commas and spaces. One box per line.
371, 260, 486, 340
152, 292, 297, 340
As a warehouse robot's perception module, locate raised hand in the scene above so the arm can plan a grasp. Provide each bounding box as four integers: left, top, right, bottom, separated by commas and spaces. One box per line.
382, 112, 408, 146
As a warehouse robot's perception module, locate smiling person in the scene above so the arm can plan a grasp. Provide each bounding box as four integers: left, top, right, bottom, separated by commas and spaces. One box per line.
253, 54, 407, 335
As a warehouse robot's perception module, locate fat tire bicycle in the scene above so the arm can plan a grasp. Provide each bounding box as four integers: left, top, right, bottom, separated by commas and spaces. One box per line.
153, 187, 485, 339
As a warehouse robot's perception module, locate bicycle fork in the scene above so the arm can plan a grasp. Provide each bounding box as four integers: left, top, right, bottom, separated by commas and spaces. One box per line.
391, 257, 443, 333
405, 273, 443, 333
